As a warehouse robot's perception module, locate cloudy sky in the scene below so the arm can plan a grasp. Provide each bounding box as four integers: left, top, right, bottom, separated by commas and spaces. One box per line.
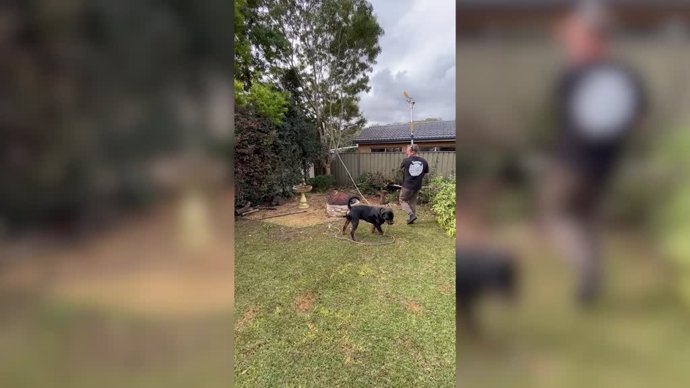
360, 0, 455, 125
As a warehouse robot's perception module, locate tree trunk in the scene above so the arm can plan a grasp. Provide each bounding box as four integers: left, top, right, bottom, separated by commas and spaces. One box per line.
324, 158, 332, 175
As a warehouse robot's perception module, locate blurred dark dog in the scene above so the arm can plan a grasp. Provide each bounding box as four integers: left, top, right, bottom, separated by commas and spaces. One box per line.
456, 246, 518, 334
342, 196, 394, 241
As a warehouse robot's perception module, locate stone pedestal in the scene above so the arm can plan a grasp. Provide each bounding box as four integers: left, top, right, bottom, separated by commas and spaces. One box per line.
293, 184, 313, 209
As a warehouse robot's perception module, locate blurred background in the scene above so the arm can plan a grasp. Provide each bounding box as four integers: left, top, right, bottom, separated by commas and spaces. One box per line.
456, 0, 690, 387
0, 1, 233, 386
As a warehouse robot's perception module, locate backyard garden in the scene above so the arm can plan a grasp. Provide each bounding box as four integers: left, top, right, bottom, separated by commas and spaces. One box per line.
234, 173, 456, 386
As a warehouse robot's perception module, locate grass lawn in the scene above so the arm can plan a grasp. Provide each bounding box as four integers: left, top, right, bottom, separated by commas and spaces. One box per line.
0, 300, 232, 388
0, 196, 235, 387
458, 224, 690, 388
234, 205, 456, 387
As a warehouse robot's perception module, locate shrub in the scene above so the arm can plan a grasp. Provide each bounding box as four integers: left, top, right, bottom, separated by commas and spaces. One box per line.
354, 172, 388, 195
386, 192, 398, 204
418, 175, 444, 204
392, 167, 404, 185
234, 92, 323, 206
429, 177, 456, 237
653, 126, 690, 307
234, 106, 283, 205
307, 175, 336, 192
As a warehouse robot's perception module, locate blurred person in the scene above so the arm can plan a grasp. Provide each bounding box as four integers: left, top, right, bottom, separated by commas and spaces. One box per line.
541, 1, 647, 305
399, 144, 429, 224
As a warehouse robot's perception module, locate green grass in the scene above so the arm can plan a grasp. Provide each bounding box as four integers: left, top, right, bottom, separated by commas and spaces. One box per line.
458, 226, 690, 388
0, 296, 233, 388
234, 206, 456, 387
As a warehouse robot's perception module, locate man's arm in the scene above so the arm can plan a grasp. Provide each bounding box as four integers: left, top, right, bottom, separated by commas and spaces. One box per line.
423, 160, 429, 174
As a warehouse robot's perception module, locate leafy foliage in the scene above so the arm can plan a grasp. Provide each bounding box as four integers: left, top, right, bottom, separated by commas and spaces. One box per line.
429, 177, 456, 237
652, 126, 690, 306
234, 82, 288, 125
307, 175, 336, 192
234, 0, 290, 88
0, 0, 232, 228
417, 174, 443, 204
234, 91, 325, 205
354, 172, 388, 195
234, 106, 283, 205
280, 68, 326, 182
385, 192, 398, 204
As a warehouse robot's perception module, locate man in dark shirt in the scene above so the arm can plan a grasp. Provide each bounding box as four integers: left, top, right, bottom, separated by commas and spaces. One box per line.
541, 3, 646, 305
399, 144, 429, 224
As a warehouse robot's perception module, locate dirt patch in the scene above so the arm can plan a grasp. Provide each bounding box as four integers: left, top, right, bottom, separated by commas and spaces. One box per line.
439, 283, 454, 295
1, 192, 236, 319
243, 194, 332, 228
293, 293, 316, 313
340, 339, 365, 365
242, 193, 384, 228
236, 307, 259, 331
403, 300, 424, 314
49, 264, 234, 317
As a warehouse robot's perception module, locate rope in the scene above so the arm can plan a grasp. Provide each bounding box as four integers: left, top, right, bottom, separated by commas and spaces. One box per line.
333, 150, 370, 205
328, 149, 399, 246
327, 223, 395, 246
331, 231, 395, 246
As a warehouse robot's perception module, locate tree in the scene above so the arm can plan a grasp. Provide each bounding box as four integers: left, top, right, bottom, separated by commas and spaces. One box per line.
234, 0, 290, 90
266, 0, 383, 173
279, 68, 325, 183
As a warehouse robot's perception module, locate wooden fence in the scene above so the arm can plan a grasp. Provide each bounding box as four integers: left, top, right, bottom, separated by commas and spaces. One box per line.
332, 151, 455, 186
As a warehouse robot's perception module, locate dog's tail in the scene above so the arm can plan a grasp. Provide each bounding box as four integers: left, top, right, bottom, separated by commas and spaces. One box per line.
347, 196, 360, 209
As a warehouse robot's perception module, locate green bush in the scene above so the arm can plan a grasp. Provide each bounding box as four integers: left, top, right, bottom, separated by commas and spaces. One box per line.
354, 172, 388, 195
307, 175, 336, 192
386, 192, 398, 204
418, 175, 444, 204
429, 177, 456, 237
653, 125, 690, 307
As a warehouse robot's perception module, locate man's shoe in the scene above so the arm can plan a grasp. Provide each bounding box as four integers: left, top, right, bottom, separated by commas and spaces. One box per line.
407, 215, 417, 224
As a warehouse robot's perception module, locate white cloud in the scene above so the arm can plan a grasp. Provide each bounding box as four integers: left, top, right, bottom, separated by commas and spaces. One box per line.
361, 0, 456, 125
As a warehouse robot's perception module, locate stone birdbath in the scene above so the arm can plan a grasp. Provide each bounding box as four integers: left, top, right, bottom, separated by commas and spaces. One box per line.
293, 184, 313, 209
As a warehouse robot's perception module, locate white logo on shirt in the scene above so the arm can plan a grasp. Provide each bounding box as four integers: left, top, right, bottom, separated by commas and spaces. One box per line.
409, 161, 423, 177
571, 66, 637, 140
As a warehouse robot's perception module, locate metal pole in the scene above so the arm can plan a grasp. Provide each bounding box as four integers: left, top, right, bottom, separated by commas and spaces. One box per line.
409, 102, 414, 145
403, 91, 415, 145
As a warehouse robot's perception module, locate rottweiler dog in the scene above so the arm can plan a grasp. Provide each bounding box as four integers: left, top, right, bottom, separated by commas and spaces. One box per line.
456, 246, 518, 334
342, 196, 394, 241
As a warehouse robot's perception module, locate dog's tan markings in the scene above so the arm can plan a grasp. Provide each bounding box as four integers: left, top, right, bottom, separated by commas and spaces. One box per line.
342, 219, 350, 235
236, 306, 259, 331
294, 293, 316, 313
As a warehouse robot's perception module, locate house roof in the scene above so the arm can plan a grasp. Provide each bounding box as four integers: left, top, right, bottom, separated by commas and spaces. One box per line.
457, 0, 690, 33
352, 120, 456, 145
457, 0, 690, 8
